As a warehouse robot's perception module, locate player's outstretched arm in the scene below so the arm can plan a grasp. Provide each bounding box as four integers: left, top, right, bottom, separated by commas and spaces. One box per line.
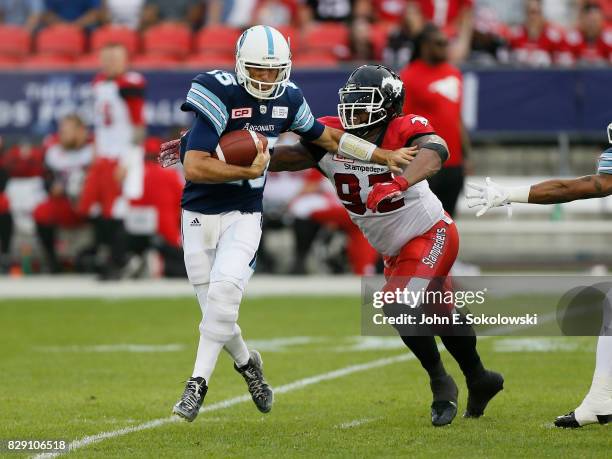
183, 141, 269, 184
466, 175, 612, 217
268, 143, 318, 172
311, 126, 416, 174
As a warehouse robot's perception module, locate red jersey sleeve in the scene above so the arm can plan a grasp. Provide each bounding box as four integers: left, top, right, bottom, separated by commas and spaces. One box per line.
381, 114, 436, 150
117, 72, 146, 126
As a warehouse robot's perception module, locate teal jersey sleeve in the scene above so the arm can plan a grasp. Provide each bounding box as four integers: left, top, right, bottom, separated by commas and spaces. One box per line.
181, 73, 230, 136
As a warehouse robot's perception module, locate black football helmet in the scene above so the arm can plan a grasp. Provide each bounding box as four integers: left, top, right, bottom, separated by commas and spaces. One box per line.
337, 64, 405, 136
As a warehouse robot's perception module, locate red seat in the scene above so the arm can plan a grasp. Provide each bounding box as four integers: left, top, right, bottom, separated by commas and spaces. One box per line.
36, 24, 86, 58
183, 53, 235, 69
276, 25, 301, 52
292, 53, 339, 68
131, 53, 180, 69
195, 25, 242, 55
73, 53, 100, 70
22, 54, 73, 70
91, 25, 139, 55
143, 22, 192, 58
303, 23, 350, 57
0, 55, 21, 69
0, 25, 31, 57
370, 23, 394, 60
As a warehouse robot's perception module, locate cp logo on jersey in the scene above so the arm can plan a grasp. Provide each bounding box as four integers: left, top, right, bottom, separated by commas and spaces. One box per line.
231, 108, 252, 119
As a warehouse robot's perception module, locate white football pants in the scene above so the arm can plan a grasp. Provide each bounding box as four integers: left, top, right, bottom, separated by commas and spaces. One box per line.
181, 209, 261, 382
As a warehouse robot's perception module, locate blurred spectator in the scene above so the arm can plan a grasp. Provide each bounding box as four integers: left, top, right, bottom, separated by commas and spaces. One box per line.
253, 0, 299, 27
349, 16, 375, 61
141, 0, 205, 30
102, 0, 145, 29
0, 0, 44, 32
299, 0, 364, 24
207, 0, 256, 27
43, 0, 102, 28
469, 6, 511, 65
508, 0, 567, 66
288, 169, 378, 275
125, 137, 185, 278
384, 1, 424, 69
78, 43, 146, 280
33, 115, 93, 272
409, 0, 475, 63
542, 0, 578, 27
564, 1, 612, 65
400, 23, 468, 217
370, 0, 409, 26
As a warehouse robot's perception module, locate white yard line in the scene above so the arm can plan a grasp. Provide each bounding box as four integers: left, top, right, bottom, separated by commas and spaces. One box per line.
33, 352, 419, 459
34, 344, 185, 353
336, 418, 378, 429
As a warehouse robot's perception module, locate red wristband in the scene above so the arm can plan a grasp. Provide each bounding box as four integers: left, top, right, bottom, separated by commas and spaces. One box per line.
394, 176, 410, 191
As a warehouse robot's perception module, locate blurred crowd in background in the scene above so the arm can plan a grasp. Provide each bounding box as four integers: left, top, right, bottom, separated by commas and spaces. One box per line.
0, 0, 610, 279
0, 0, 610, 68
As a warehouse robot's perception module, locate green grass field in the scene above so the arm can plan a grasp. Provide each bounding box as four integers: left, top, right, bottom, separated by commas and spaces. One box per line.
1, 296, 609, 458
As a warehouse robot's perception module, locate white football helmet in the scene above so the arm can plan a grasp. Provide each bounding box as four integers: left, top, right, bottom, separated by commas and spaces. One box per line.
235, 25, 292, 100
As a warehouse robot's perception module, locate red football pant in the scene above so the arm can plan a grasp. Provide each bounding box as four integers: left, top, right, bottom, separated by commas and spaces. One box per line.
383, 217, 459, 313
34, 197, 83, 227
78, 158, 122, 218
310, 206, 378, 275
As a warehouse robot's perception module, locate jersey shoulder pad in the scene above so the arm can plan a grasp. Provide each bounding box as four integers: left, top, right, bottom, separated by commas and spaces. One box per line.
317, 116, 343, 130
183, 72, 231, 136
383, 115, 436, 148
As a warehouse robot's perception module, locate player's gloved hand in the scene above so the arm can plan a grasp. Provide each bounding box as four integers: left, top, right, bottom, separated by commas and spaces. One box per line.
466, 177, 512, 217
248, 140, 270, 179
367, 176, 409, 212
159, 138, 180, 168
386, 146, 418, 175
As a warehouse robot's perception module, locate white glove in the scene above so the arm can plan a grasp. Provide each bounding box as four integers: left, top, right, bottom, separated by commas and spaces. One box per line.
466, 177, 513, 217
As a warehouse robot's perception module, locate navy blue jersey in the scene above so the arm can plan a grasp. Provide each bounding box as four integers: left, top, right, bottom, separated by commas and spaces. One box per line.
180, 70, 325, 214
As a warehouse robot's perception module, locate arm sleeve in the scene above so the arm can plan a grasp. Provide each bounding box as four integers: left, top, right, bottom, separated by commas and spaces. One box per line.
183, 114, 220, 161
597, 148, 612, 175
289, 88, 325, 141
181, 74, 230, 137
118, 73, 146, 126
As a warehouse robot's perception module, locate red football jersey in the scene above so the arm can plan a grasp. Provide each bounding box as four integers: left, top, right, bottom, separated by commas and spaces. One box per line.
400, 59, 462, 167
412, 0, 474, 36
563, 27, 612, 64
508, 23, 566, 66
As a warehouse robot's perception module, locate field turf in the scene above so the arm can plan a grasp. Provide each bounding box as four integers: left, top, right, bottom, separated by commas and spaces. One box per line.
0, 296, 609, 458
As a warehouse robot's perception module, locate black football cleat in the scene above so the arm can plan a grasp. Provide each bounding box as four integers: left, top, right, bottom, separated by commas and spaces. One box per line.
431, 401, 458, 427
555, 410, 612, 428
430, 374, 459, 426
172, 377, 208, 422
235, 350, 273, 413
464, 370, 504, 418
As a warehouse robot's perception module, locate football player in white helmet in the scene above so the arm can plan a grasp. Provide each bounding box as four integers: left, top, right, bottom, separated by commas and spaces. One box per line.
163, 25, 416, 423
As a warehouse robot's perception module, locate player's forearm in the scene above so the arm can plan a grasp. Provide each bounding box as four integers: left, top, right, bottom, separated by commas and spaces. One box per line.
528, 176, 612, 204
314, 127, 389, 165
268, 145, 316, 172
399, 149, 441, 185
183, 151, 259, 183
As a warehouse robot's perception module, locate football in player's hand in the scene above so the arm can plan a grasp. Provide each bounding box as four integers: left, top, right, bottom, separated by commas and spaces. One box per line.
213, 130, 268, 167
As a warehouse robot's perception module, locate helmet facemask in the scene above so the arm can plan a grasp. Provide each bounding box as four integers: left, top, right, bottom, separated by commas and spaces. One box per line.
236, 60, 291, 100
338, 86, 388, 134
608, 122, 612, 144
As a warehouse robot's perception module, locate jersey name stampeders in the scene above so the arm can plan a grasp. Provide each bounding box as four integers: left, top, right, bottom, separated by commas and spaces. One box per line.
311, 115, 446, 256
92, 71, 146, 158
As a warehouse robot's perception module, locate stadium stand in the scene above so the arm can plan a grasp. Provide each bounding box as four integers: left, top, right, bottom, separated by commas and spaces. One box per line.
91, 25, 140, 56
142, 22, 192, 59
35, 24, 86, 59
